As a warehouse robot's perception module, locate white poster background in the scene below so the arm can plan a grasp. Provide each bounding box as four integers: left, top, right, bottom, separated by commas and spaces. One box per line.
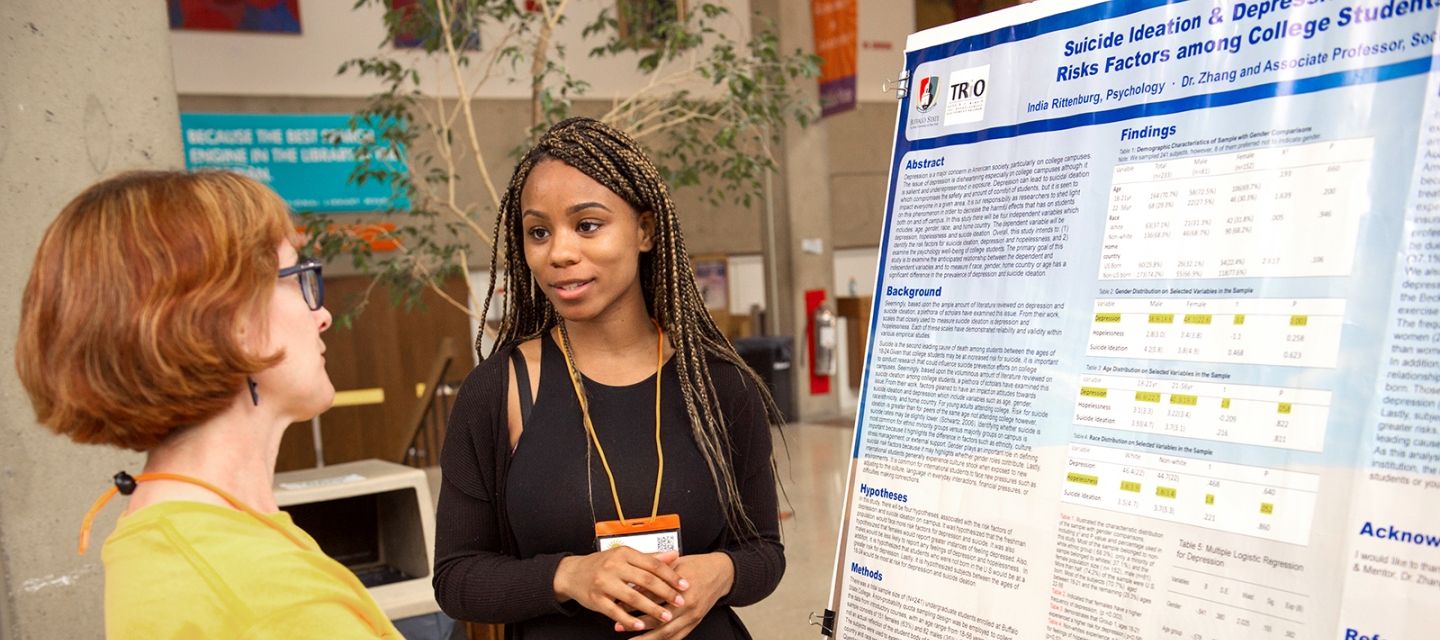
828, 0, 1440, 638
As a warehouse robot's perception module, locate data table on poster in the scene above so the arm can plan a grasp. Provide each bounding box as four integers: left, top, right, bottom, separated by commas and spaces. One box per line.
1072, 375, 1331, 452
1100, 138, 1372, 281
1060, 444, 1319, 545
1086, 298, 1345, 368
1160, 566, 1311, 640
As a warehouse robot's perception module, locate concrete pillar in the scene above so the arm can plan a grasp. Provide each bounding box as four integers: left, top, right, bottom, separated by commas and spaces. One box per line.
0, 2, 181, 636
751, 0, 841, 422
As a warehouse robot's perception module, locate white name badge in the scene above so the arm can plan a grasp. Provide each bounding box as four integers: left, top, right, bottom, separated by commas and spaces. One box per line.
595, 514, 682, 554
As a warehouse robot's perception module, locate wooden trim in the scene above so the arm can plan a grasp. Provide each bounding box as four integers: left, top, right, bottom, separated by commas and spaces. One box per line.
835, 296, 870, 391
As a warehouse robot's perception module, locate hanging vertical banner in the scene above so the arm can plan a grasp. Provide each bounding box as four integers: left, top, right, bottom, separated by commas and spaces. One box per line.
812, 0, 858, 117
827, 0, 1440, 638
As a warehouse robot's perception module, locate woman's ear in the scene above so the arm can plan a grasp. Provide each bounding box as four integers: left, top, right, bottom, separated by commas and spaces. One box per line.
637, 210, 656, 252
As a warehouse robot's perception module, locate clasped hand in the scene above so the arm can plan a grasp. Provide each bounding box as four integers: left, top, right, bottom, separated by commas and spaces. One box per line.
553, 547, 734, 638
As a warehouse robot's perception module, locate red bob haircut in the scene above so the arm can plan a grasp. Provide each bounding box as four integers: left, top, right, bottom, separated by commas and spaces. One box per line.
15, 170, 293, 451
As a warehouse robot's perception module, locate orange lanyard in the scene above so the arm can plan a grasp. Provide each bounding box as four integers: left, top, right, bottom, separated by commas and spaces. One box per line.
556, 319, 665, 525
77, 472, 311, 554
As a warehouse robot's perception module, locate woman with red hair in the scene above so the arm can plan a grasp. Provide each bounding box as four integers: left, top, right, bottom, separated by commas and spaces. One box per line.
15, 170, 400, 638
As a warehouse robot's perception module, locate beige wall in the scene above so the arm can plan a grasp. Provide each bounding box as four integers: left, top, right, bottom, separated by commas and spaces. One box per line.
167, 0, 913, 255
0, 1, 182, 637
168, 0, 904, 102
176, 94, 766, 267
170, 0, 754, 100
840, 0, 914, 251
831, 0, 914, 252
169, 0, 911, 271
858, 0, 916, 103
169, 0, 910, 104
826, 101, 897, 249
172, 0, 913, 420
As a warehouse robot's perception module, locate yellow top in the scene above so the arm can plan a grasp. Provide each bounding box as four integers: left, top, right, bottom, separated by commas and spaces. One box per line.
101, 500, 402, 639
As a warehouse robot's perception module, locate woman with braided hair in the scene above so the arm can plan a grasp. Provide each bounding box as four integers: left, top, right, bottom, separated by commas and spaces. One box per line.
433, 117, 785, 639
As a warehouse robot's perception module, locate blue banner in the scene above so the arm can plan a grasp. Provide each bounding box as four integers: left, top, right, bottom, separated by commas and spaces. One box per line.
180, 113, 404, 213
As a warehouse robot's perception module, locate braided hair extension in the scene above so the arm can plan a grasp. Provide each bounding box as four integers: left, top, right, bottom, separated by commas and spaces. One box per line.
477, 117, 784, 537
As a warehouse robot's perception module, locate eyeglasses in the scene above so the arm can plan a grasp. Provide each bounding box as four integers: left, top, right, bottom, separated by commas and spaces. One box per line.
278, 259, 325, 311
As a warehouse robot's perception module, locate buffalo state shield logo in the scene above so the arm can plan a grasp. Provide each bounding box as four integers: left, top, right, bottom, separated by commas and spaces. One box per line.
915, 76, 939, 113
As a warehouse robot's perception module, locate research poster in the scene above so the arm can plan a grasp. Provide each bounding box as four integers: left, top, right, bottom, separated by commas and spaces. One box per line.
829, 0, 1440, 638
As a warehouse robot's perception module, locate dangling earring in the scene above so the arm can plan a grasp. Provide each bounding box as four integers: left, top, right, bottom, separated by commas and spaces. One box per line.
247, 377, 259, 406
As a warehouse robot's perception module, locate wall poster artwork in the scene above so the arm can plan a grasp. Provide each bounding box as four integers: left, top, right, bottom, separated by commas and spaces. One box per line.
168, 0, 303, 34
693, 256, 729, 311
180, 113, 405, 213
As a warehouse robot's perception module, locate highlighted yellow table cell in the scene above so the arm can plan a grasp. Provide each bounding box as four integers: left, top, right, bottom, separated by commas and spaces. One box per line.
1278, 403, 1292, 414
1221, 398, 1231, 409
1095, 313, 1122, 323
1205, 494, 1216, 505
1120, 481, 1142, 493
1080, 386, 1108, 398
1156, 486, 1177, 499
1290, 315, 1308, 326
1261, 502, 1274, 515
1149, 313, 1175, 324
1233, 314, 1246, 325
1067, 473, 1100, 486
1135, 391, 1162, 403
1170, 394, 1198, 406
1184, 314, 1213, 325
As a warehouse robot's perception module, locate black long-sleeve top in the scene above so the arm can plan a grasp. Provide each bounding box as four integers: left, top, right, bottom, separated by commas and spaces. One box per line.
433, 336, 784, 638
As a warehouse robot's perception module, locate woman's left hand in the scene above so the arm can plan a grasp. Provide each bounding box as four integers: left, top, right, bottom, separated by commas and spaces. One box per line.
616, 552, 734, 639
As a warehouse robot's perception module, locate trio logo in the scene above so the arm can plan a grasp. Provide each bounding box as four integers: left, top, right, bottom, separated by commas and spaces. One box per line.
944, 65, 990, 126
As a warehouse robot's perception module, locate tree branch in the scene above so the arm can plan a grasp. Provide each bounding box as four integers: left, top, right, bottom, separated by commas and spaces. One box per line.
437, 0, 504, 219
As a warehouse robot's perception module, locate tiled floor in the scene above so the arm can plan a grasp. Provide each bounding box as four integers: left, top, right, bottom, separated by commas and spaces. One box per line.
735, 421, 855, 640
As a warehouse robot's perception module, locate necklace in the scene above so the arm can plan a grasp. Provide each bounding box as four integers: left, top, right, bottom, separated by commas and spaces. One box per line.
78, 472, 311, 554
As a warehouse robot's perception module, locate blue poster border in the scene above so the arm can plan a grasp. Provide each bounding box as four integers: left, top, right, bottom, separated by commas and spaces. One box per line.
911, 0, 1192, 66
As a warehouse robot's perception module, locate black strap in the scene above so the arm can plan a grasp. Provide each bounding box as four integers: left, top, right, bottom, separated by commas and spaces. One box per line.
510, 348, 534, 427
